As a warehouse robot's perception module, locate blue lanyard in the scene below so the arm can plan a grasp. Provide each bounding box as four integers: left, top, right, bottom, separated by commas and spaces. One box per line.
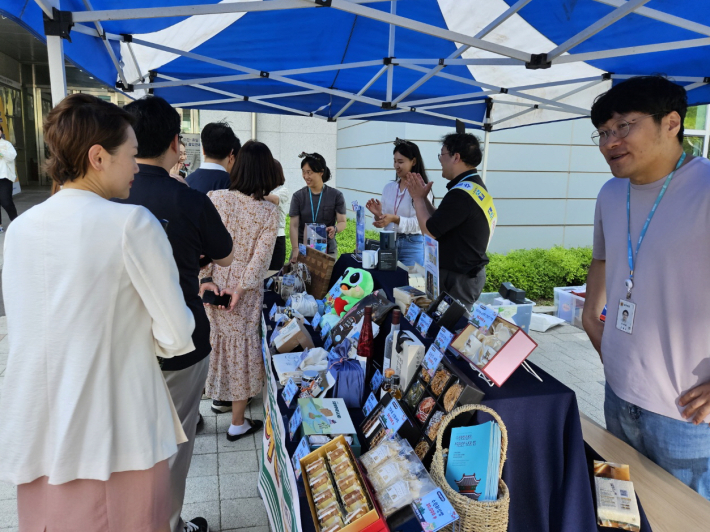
309, 186, 324, 223
626, 152, 686, 294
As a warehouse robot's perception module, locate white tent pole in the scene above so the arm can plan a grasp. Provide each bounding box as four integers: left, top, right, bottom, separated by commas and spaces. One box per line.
392, 0, 533, 106
394, 58, 524, 66
334, 65, 389, 119
34, 0, 53, 17
70, 0, 390, 23
594, 0, 710, 37
547, 0, 651, 60
44, 0, 68, 106
81, 0, 130, 87
554, 37, 710, 64
346, 108, 410, 120
682, 81, 708, 92
386, 0, 396, 102
404, 91, 496, 108
481, 129, 490, 184
328, 0, 531, 62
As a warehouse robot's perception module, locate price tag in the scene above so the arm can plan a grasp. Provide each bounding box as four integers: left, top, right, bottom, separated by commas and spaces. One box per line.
269, 303, 278, 321
411, 488, 459, 532
282, 378, 298, 408
363, 392, 378, 417
434, 327, 455, 352
299, 244, 307, 256
422, 344, 444, 379
266, 277, 274, 290
470, 303, 498, 330
416, 312, 434, 337
324, 336, 333, 351
371, 369, 384, 393
311, 312, 322, 329
289, 405, 302, 441
291, 437, 310, 480
405, 304, 421, 326
380, 398, 407, 434
320, 322, 332, 339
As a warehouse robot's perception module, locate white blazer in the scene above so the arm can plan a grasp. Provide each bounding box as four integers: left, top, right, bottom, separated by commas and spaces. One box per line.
0, 139, 17, 182
0, 189, 196, 485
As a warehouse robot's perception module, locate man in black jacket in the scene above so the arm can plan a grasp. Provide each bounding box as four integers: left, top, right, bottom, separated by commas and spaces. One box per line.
117, 96, 234, 532
186, 121, 241, 193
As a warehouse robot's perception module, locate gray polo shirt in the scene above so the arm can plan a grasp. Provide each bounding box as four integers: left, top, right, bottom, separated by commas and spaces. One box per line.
289, 185, 346, 254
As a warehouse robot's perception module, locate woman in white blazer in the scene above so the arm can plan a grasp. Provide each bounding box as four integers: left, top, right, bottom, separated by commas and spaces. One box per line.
0, 125, 18, 232
0, 94, 196, 532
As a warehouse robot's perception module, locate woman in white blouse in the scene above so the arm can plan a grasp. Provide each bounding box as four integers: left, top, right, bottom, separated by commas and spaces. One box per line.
366, 138, 434, 266
0, 94, 195, 532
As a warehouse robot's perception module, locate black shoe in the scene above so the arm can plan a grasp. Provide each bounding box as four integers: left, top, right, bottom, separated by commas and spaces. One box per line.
183, 516, 209, 532
226, 418, 264, 442
195, 413, 204, 434
211, 400, 232, 414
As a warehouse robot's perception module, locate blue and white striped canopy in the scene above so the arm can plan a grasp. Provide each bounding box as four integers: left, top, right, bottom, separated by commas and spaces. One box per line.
4, 0, 710, 129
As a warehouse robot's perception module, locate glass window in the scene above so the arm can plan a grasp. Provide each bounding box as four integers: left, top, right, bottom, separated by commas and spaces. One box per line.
180, 108, 191, 132
683, 135, 704, 157
685, 105, 707, 131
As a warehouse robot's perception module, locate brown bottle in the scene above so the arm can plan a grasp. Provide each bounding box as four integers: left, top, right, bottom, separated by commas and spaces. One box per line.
391, 375, 403, 400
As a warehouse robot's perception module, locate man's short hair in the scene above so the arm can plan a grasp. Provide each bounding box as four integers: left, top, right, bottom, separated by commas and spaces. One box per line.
123, 96, 181, 159
441, 133, 483, 168
590, 75, 688, 144
201, 122, 238, 160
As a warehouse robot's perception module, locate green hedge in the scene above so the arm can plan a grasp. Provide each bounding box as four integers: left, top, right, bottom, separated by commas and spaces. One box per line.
284, 217, 380, 259
482, 246, 592, 300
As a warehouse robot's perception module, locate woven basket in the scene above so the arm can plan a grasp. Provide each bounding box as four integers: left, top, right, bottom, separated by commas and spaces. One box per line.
297, 246, 336, 300
430, 404, 510, 532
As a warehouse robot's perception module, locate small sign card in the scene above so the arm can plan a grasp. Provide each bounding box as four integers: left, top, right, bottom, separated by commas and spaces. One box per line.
311, 312, 322, 329
291, 437, 310, 480
416, 312, 434, 337
422, 344, 444, 379
324, 335, 333, 351
363, 392, 378, 417
269, 303, 278, 321
289, 405, 302, 441
380, 398, 408, 435
299, 244, 307, 256
371, 369, 384, 393
282, 378, 298, 408
411, 488, 459, 532
321, 322, 332, 339
406, 304, 422, 326
470, 303, 498, 330
434, 327, 455, 352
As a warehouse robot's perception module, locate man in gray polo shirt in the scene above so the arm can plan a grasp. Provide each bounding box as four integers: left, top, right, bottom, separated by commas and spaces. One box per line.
583, 75, 710, 500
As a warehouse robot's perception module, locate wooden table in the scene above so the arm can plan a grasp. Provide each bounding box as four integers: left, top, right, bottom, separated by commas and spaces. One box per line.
581, 413, 710, 532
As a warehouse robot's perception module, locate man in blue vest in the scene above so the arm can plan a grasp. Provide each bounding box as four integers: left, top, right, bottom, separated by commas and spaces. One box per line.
405, 133, 496, 309
186, 121, 241, 193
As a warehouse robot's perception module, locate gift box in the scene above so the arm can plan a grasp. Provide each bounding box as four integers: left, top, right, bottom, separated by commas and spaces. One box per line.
450, 316, 538, 387
300, 435, 388, 532
389, 331, 425, 392
392, 286, 428, 315
274, 317, 315, 353
424, 292, 467, 332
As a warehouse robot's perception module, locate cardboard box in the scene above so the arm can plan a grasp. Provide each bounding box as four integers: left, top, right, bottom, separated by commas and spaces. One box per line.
300, 435, 388, 532
390, 331, 425, 391
450, 316, 538, 387
274, 317, 315, 353
393, 286, 428, 314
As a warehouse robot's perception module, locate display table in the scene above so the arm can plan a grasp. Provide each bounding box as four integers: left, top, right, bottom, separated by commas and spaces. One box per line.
264, 255, 651, 532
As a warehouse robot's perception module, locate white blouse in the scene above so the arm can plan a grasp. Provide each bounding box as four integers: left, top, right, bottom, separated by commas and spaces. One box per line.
0, 189, 195, 485
380, 180, 435, 234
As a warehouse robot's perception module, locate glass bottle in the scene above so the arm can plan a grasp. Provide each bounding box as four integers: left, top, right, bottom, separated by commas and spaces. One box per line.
359, 306, 375, 400
390, 375, 403, 400
383, 309, 401, 374
383, 369, 395, 395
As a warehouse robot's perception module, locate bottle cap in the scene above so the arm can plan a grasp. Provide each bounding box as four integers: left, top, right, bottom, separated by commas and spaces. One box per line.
392, 375, 400, 386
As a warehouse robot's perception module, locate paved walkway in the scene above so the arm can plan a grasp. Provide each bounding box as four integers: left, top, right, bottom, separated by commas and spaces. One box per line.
0, 188, 606, 531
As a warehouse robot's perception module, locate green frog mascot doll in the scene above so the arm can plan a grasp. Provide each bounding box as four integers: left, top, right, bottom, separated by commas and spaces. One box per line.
320, 267, 374, 330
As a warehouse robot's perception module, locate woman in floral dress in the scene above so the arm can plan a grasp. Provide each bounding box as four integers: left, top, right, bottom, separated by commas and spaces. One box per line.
200, 140, 280, 441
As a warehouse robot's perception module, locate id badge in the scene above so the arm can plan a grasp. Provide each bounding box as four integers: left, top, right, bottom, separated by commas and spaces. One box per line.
616, 299, 636, 334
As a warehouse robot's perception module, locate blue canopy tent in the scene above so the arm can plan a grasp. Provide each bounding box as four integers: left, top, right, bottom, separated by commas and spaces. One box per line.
3, 0, 710, 133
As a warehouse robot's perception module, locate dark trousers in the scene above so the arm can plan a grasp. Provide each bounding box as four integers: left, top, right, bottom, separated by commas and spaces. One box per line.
440, 267, 486, 310
0, 179, 17, 225
269, 235, 286, 271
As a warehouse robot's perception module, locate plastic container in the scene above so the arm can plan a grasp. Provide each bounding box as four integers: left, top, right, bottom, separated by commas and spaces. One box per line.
553, 286, 586, 329
475, 292, 535, 334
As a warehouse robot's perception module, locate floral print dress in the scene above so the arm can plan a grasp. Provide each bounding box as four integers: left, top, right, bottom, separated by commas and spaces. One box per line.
202, 190, 278, 401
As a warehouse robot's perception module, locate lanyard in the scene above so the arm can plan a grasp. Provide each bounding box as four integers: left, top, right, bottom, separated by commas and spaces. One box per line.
309, 186, 324, 223
393, 185, 407, 215
626, 152, 686, 298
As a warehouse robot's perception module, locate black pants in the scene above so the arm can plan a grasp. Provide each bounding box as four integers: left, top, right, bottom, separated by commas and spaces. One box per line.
0, 179, 18, 225
440, 267, 486, 310
269, 235, 286, 271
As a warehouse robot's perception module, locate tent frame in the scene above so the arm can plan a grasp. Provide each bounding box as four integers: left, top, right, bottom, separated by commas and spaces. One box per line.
40, 0, 710, 130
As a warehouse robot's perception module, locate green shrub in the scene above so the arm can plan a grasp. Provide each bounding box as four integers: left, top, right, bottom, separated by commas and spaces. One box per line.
284, 217, 380, 259
482, 246, 592, 300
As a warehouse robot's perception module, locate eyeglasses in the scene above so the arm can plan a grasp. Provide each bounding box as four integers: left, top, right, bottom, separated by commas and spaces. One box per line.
591, 114, 658, 146
437, 150, 450, 161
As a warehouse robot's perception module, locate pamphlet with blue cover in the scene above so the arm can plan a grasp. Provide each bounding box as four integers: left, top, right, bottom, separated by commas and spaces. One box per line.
445, 422, 501, 502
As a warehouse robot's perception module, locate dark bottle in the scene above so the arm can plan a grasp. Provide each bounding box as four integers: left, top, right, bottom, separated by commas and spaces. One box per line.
359, 306, 375, 400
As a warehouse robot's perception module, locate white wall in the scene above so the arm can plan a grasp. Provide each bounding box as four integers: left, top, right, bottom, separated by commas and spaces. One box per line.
335, 119, 612, 254
199, 111, 338, 200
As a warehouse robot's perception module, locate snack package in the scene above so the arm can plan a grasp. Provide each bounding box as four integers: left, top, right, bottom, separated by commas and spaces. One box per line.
404, 380, 426, 409
430, 367, 452, 396
425, 410, 445, 441
414, 440, 430, 460
416, 397, 436, 423
378, 478, 437, 516
443, 382, 464, 412
359, 434, 412, 470
368, 458, 420, 491
593, 461, 641, 531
